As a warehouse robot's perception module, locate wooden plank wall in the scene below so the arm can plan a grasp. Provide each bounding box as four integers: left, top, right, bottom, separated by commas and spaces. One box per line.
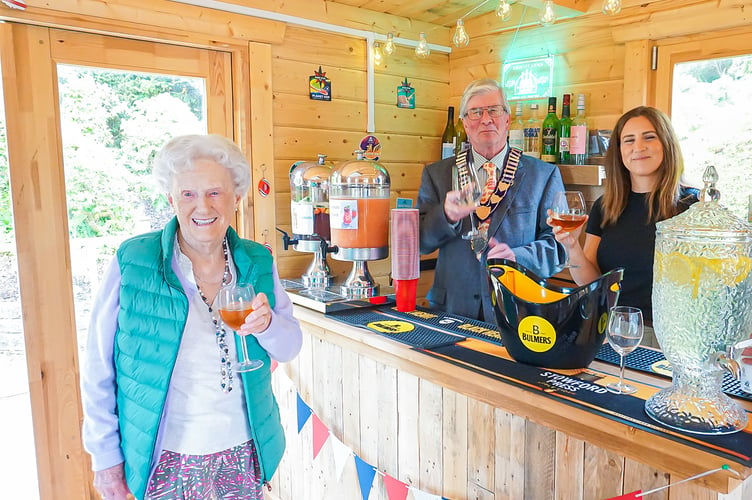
268, 25, 449, 300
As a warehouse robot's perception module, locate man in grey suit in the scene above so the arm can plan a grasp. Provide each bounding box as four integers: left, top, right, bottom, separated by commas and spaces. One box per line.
418, 78, 565, 321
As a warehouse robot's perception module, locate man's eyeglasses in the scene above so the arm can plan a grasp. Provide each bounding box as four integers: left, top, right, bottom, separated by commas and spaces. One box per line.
464, 105, 507, 121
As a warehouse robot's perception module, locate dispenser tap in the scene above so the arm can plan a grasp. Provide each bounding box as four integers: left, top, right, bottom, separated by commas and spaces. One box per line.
275, 227, 298, 251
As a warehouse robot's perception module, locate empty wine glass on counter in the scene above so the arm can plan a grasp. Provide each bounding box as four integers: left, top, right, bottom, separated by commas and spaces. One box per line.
606, 306, 644, 395
217, 283, 264, 372
550, 190, 587, 268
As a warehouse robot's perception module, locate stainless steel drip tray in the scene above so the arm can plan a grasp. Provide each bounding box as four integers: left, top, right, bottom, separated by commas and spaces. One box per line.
282, 279, 394, 313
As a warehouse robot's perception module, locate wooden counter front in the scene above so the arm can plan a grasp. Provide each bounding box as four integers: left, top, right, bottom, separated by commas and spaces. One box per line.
269, 306, 752, 500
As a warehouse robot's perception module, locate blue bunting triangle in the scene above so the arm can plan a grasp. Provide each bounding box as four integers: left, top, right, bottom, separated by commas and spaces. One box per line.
354, 455, 376, 500
296, 393, 312, 433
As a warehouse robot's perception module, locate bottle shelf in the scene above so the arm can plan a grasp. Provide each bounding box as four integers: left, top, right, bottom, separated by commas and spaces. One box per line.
558, 164, 605, 186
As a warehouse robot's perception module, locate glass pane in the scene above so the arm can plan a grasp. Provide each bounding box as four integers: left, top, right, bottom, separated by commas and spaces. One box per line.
56, 65, 207, 351
0, 62, 40, 499
671, 54, 752, 220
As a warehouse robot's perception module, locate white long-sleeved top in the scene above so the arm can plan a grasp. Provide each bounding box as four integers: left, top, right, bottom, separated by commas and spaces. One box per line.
80, 244, 302, 472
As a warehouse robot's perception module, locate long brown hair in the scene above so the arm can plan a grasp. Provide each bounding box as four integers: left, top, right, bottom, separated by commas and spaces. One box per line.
600, 106, 685, 226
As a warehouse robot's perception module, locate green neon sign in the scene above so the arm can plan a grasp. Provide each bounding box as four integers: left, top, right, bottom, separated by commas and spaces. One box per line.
501, 56, 554, 100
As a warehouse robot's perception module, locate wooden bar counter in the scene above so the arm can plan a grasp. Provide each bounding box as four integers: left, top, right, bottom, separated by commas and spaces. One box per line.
269, 305, 752, 500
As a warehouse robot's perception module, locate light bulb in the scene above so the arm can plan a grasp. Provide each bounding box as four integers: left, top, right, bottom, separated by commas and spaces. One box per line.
415, 32, 430, 59
538, 0, 556, 26
496, 0, 512, 21
384, 32, 395, 55
602, 0, 621, 15
373, 41, 383, 66
452, 19, 470, 48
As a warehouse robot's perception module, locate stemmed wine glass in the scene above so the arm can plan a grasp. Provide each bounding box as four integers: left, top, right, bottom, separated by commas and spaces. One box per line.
605, 306, 644, 395
217, 283, 264, 372
452, 165, 486, 253
550, 190, 587, 268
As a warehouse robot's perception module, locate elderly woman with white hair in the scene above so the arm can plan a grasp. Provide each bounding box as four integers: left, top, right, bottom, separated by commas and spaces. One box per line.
80, 134, 302, 500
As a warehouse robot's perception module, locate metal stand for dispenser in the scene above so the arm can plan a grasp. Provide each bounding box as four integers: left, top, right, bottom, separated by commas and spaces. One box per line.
294, 238, 334, 289
333, 246, 387, 299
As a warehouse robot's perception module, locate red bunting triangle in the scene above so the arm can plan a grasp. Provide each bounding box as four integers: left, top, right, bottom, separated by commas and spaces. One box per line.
383, 474, 409, 500
312, 414, 330, 459
270, 359, 279, 373
606, 491, 642, 500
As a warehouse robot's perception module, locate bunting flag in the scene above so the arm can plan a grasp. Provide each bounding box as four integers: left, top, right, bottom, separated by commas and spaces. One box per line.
311, 414, 330, 459
408, 487, 445, 500
354, 455, 377, 500
330, 434, 353, 482
270, 359, 279, 373
382, 474, 409, 500
296, 393, 312, 433
606, 492, 642, 500
2, 0, 27, 9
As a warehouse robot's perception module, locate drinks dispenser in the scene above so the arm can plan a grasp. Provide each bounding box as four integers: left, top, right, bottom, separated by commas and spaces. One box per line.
329, 150, 391, 298
288, 154, 334, 288
646, 166, 752, 434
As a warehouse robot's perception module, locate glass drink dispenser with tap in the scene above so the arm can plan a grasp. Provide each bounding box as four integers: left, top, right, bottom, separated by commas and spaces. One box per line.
329, 150, 390, 298
289, 154, 334, 288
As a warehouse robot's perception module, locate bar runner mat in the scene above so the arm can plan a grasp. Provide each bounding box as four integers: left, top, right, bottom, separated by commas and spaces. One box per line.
419, 341, 752, 468
327, 304, 752, 402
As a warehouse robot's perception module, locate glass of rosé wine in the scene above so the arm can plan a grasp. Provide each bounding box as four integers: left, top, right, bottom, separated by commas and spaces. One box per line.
217, 283, 264, 372
550, 190, 587, 268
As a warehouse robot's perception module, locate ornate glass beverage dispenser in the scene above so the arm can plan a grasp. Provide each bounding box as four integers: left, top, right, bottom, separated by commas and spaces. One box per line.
329, 150, 390, 298
288, 154, 334, 288
645, 166, 752, 434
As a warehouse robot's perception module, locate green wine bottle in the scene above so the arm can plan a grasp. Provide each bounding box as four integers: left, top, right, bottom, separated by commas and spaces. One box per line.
454, 116, 468, 156
558, 94, 572, 164
441, 106, 456, 159
541, 97, 559, 164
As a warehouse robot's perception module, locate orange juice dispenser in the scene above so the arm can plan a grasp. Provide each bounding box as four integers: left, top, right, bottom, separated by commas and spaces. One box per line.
329, 150, 391, 298
288, 154, 334, 288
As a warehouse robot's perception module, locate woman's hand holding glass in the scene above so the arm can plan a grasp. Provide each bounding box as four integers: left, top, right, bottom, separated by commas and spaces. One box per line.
217, 283, 268, 372
547, 190, 587, 268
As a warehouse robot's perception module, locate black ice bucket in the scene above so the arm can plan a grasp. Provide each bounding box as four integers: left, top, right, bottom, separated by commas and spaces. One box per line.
486, 259, 623, 369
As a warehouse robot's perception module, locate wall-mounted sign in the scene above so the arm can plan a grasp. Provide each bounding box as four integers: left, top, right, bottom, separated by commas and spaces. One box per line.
359, 135, 382, 161
309, 66, 331, 101
396, 77, 415, 109
501, 56, 554, 100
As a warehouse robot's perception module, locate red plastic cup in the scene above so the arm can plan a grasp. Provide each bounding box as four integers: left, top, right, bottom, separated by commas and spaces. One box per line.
395, 279, 418, 312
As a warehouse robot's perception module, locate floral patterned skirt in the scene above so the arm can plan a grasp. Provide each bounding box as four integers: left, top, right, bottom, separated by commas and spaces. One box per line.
145, 440, 263, 500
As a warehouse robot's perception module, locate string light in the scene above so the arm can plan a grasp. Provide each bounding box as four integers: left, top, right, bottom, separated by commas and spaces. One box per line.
602, 0, 622, 15
452, 18, 470, 48
373, 41, 383, 65
415, 32, 431, 59
538, 0, 557, 26
384, 32, 395, 55
496, 0, 512, 21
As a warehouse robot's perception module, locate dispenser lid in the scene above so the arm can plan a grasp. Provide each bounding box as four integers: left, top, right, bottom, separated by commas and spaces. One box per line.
656, 165, 752, 242
290, 154, 333, 187
330, 150, 390, 186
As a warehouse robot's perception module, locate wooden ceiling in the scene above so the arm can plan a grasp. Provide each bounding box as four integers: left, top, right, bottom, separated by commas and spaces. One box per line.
323, 0, 593, 27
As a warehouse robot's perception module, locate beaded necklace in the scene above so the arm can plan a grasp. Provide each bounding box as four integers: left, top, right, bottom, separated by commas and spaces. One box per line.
195, 238, 234, 393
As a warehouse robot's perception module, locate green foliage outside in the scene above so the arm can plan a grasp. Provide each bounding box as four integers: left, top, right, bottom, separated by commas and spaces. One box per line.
0, 67, 206, 244
672, 55, 752, 220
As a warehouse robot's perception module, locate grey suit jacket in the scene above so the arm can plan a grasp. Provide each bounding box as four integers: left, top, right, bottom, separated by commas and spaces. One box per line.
417, 153, 566, 321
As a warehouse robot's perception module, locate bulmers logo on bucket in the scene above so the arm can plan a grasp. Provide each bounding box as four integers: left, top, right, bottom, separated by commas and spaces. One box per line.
518, 316, 556, 352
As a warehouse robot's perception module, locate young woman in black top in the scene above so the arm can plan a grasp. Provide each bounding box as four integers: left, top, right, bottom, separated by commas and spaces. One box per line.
547, 106, 698, 346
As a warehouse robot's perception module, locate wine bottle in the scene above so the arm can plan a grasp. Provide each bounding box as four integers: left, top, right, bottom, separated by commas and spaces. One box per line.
508, 102, 524, 150
441, 106, 456, 159
523, 103, 542, 159
558, 94, 572, 164
454, 116, 468, 156
541, 97, 559, 164
571, 94, 589, 165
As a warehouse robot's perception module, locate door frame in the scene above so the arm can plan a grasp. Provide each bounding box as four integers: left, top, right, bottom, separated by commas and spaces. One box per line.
0, 22, 252, 499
